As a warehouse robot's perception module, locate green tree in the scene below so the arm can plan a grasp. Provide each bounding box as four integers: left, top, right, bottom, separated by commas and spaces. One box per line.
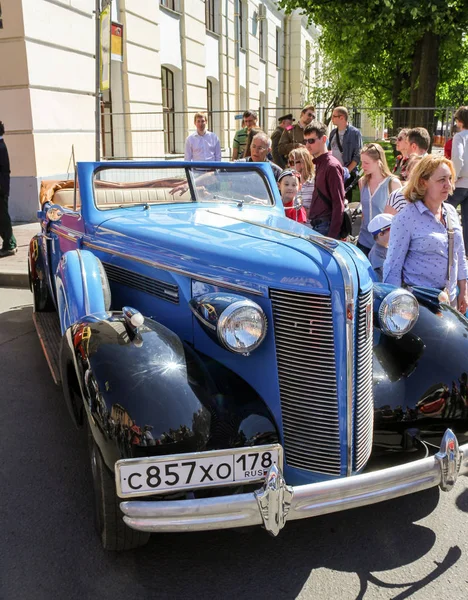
280, 0, 468, 126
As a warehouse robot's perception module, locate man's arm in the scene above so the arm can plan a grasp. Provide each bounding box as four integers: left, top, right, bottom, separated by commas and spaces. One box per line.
184, 137, 192, 161
452, 132, 465, 179
347, 128, 362, 170
214, 135, 221, 161
327, 164, 345, 239
231, 131, 241, 161
278, 128, 298, 157
271, 130, 283, 165
0, 145, 9, 175
383, 211, 411, 286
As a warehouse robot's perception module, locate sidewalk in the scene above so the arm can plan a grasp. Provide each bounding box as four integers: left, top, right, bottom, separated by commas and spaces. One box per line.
0, 222, 41, 288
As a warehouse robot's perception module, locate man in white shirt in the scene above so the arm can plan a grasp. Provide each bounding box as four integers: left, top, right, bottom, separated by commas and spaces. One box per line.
184, 112, 221, 161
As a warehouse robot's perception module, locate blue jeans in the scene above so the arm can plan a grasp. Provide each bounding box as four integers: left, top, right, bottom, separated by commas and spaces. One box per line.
447, 187, 468, 253
310, 218, 331, 236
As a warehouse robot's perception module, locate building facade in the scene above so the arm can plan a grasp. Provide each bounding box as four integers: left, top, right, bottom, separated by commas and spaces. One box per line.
0, 0, 319, 220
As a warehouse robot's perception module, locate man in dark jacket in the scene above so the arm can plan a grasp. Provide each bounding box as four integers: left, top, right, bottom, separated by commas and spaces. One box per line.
329, 106, 362, 200
271, 113, 294, 169
0, 121, 17, 257
278, 105, 316, 159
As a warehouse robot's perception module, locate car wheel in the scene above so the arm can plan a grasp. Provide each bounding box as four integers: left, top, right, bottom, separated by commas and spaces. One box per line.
88, 428, 150, 551
31, 268, 54, 312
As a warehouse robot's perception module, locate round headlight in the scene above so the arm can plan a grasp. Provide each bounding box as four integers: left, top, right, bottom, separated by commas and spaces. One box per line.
378, 289, 419, 337
217, 300, 267, 354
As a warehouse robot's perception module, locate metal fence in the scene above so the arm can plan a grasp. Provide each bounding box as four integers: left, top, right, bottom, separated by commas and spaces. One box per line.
101, 106, 457, 160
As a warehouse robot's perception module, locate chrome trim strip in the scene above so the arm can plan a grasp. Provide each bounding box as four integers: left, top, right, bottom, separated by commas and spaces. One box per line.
120, 434, 468, 534
51, 225, 82, 242
188, 303, 217, 330
82, 241, 265, 297
76, 249, 90, 316
331, 249, 355, 476
55, 229, 80, 242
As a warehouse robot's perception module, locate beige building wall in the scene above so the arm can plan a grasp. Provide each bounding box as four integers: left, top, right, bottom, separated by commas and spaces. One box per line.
1, 0, 319, 220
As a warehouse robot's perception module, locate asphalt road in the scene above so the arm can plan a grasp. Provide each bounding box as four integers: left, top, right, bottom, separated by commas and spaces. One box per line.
1, 288, 468, 600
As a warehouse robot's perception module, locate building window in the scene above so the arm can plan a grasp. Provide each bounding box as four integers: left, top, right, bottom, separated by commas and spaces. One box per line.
239, 1, 245, 50
207, 80, 213, 120
206, 0, 216, 33
276, 28, 280, 68
259, 17, 265, 60
162, 67, 175, 154
160, 0, 178, 11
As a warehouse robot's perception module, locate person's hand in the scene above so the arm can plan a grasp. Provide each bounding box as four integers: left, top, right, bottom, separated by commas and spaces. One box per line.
169, 182, 189, 196
458, 291, 468, 314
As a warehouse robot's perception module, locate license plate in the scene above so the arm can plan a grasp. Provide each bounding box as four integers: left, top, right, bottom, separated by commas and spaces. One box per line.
115, 444, 282, 498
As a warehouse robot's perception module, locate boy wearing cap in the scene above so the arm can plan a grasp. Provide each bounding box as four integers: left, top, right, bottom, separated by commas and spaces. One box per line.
277, 170, 307, 223
271, 114, 295, 169
368, 213, 394, 281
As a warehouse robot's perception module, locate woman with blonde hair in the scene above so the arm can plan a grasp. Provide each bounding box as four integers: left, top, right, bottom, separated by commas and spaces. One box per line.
357, 143, 401, 256
384, 155, 468, 312
288, 147, 315, 212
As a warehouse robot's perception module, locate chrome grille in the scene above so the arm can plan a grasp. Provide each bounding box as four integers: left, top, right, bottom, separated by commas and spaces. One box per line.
103, 263, 179, 304
270, 289, 341, 475
354, 288, 374, 471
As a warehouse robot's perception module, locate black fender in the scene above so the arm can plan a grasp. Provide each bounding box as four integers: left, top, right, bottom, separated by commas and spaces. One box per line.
60, 312, 279, 474
28, 233, 56, 310
373, 300, 468, 450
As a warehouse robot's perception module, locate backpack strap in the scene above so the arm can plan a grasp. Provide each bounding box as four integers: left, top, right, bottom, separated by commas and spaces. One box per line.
446, 206, 454, 287
316, 187, 332, 210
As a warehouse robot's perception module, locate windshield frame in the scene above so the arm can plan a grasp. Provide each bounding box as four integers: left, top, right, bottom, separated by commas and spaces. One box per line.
91, 164, 276, 211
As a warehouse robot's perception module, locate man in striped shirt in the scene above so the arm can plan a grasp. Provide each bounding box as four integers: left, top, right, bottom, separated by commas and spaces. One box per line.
231, 110, 258, 160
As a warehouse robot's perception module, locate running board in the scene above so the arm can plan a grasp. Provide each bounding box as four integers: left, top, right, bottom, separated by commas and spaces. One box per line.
33, 311, 62, 385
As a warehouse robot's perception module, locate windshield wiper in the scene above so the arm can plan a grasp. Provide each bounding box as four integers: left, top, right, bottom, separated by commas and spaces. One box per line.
211, 194, 244, 207
118, 203, 151, 210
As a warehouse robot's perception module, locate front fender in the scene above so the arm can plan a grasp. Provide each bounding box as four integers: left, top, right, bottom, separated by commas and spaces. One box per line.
55, 249, 110, 334
373, 300, 468, 447
61, 313, 279, 474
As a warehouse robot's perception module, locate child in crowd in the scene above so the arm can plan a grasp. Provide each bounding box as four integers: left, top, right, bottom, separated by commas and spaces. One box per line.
278, 170, 308, 223
367, 213, 394, 281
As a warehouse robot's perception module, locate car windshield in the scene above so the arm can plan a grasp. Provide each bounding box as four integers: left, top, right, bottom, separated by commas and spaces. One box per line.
93, 166, 273, 210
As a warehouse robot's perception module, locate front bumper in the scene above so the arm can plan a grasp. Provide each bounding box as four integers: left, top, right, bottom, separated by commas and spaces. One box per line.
120, 430, 468, 536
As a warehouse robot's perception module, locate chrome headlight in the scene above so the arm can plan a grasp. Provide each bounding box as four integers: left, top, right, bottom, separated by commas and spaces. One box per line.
217, 300, 267, 354
189, 292, 267, 355
378, 289, 419, 337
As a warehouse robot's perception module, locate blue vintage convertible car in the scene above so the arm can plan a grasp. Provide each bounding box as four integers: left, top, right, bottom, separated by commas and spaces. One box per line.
30, 161, 468, 550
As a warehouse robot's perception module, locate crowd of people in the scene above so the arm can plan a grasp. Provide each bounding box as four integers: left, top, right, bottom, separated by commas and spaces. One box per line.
182, 104, 468, 313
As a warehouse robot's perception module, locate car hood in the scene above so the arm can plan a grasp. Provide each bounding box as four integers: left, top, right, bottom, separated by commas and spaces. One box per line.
89, 204, 371, 296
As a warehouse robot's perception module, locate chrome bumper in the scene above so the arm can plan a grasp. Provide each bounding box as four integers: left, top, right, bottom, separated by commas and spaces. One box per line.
120, 430, 468, 536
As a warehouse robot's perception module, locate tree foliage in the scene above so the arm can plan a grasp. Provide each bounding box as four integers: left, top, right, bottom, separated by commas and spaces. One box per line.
279, 0, 468, 117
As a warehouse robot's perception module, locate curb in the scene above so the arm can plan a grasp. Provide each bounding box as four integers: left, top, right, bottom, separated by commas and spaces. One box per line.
0, 271, 30, 289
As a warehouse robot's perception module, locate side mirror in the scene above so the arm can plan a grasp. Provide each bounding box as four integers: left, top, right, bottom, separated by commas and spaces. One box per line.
46, 204, 64, 222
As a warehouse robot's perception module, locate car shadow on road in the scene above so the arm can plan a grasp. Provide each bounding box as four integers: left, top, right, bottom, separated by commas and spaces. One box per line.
106, 485, 460, 600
